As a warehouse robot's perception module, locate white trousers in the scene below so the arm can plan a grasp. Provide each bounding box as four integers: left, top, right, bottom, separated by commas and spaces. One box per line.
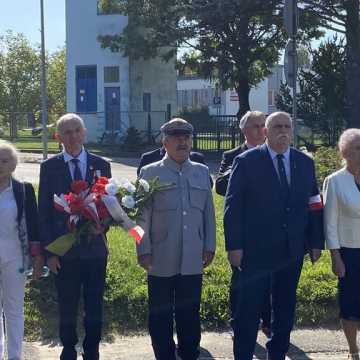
0, 257, 25, 360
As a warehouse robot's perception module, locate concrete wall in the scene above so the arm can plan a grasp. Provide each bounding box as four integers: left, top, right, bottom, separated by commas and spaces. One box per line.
66, 0, 130, 141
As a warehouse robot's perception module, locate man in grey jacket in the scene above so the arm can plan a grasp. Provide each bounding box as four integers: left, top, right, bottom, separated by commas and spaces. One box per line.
137, 118, 216, 360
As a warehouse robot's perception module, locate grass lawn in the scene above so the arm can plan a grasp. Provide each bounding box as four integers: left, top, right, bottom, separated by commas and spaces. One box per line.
24, 192, 338, 340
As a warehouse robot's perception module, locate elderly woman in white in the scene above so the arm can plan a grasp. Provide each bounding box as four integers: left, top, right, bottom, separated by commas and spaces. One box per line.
323, 128, 360, 360
0, 141, 43, 360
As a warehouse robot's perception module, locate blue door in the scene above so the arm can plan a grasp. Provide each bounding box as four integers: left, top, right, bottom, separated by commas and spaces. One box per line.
76, 66, 97, 113
105, 87, 121, 132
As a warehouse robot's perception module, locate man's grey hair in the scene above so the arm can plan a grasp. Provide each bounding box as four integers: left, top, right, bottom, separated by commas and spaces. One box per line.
0, 140, 19, 166
56, 113, 85, 135
338, 128, 360, 159
239, 111, 266, 130
265, 111, 292, 129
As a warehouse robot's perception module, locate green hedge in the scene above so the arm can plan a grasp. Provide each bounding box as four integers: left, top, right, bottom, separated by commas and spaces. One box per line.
24, 147, 343, 339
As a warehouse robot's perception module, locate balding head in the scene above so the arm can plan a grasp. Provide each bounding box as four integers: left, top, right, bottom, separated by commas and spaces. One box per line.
264, 112, 293, 153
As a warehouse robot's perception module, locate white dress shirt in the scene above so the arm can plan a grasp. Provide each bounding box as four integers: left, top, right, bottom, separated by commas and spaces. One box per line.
63, 147, 87, 180
266, 143, 291, 185
323, 168, 360, 249
0, 182, 22, 263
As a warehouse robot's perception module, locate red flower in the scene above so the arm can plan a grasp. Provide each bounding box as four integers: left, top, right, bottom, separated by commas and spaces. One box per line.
91, 183, 107, 195
96, 177, 109, 185
71, 180, 89, 194
64, 193, 85, 214
95, 199, 111, 220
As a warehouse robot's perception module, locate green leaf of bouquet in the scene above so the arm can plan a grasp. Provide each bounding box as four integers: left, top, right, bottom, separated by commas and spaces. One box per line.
45, 233, 77, 256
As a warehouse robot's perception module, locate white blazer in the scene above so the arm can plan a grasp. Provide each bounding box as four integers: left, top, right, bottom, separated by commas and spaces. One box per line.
323, 168, 360, 249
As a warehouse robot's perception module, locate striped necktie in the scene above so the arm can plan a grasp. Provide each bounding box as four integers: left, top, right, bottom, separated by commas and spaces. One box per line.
71, 158, 82, 181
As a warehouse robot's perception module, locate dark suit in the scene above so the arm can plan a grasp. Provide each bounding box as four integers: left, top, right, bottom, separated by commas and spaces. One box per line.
137, 147, 213, 188
215, 144, 247, 196
224, 144, 324, 360
38, 151, 111, 360
215, 144, 271, 331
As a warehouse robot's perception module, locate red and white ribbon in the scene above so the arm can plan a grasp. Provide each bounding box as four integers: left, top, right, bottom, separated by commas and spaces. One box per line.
308, 194, 323, 211
101, 194, 144, 243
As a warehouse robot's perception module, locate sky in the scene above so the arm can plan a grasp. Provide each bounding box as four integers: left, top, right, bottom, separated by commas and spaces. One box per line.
0, 1, 336, 56
0, 0, 66, 52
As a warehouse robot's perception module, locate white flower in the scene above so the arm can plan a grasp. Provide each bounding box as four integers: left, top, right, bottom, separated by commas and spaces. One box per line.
125, 182, 136, 193
109, 178, 118, 185
139, 179, 150, 192
122, 195, 136, 209
119, 178, 131, 188
105, 182, 119, 196
118, 178, 135, 193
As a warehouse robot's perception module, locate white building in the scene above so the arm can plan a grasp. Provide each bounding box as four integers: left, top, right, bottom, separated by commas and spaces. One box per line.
66, 0, 177, 142
177, 65, 284, 115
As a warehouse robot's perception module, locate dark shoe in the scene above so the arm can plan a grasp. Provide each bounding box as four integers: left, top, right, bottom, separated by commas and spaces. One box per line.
82, 352, 99, 360
60, 347, 77, 360
266, 353, 286, 360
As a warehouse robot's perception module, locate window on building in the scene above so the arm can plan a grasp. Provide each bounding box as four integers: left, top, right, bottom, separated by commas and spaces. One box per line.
268, 90, 275, 106
104, 66, 120, 83
97, 0, 122, 15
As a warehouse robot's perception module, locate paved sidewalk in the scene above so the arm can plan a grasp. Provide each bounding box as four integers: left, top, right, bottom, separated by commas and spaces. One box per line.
23, 329, 348, 359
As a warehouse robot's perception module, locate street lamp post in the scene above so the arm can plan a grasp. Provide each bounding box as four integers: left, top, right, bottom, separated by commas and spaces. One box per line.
40, 0, 48, 160
284, 0, 298, 147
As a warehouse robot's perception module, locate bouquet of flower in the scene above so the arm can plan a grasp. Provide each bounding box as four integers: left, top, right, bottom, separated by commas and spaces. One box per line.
46, 176, 169, 256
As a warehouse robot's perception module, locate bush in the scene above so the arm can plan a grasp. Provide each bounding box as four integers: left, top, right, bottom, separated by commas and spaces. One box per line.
121, 126, 144, 150
313, 146, 342, 186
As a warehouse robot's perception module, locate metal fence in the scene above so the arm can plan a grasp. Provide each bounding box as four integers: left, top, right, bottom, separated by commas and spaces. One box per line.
0, 111, 169, 146
191, 115, 244, 153
0, 112, 59, 139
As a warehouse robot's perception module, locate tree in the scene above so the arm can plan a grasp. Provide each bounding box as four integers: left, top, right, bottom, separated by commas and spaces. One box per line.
0, 31, 42, 135
277, 37, 346, 146
99, 0, 321, 118
47, 47, 66, 116
0, 31, 41, 115
297, 45, 312, 69
301, 0, 360, 128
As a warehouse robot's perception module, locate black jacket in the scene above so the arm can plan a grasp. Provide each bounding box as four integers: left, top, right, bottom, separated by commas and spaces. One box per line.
224, 144, 324, 270
215, 144, 248, 196
12, 178, 39, 246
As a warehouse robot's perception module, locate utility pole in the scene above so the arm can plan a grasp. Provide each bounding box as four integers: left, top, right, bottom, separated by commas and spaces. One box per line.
40, 0, 48, 159
284, 0, 298, 147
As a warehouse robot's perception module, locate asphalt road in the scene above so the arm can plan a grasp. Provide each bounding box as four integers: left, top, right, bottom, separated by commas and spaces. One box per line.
15, 154, 219, 184
23, 330, 349, 359
14, 158, 139, 184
